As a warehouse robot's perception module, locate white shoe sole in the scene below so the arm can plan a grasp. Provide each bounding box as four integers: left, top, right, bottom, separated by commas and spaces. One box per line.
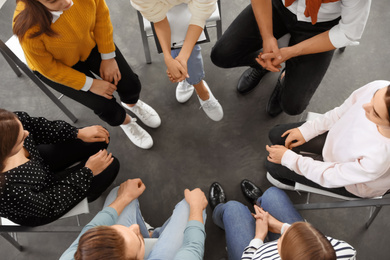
266, 172, 295, 191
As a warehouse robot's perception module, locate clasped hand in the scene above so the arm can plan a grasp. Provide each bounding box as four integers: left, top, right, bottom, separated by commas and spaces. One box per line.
78, 125, 110, 144
266, 128, 305, 164
165, 56, 189, 83
252, 205, 284, 240
89, 58, 120, 99
255, 37, 291, 72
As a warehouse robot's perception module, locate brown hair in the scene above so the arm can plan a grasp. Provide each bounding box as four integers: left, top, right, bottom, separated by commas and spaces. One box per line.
0, 109, 20, 173
13, 0, 58, 41
280, 222, 336, 260
75, 226, 136, 260
384, 85, 390, 121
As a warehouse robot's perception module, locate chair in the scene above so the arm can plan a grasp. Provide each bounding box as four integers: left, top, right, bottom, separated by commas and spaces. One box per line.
0, 35, 78, 123
136, 0, 222, 64
266, 111, 390, 228
0, 198, 89, 251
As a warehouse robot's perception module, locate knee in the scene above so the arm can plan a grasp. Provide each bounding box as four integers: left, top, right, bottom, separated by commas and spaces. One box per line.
107, 157, 120, 177
210, 44, 230, 68
95, 102, 126, 126
268, 125, 284, 144
224, 201, 247, 215
280, 96, 308, 116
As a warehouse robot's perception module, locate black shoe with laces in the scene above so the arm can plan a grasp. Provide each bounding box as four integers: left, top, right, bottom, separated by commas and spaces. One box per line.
241, 179, 263, 205
266, 71, 284, 117
209, 182, 227, 210
237, 67, 269, 94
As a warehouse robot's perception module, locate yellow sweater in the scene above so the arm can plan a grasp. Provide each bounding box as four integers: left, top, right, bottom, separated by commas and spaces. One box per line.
14, 0, 115, 90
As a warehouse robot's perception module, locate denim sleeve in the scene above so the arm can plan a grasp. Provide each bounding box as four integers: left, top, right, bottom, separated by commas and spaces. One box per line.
173, 220, 206, 260
59, 207, 118, 260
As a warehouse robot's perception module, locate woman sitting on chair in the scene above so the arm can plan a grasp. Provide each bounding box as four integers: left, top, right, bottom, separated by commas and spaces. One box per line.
0, 109, 119, 226
12, 0, 161, 149
130, 0, 224, 122
266, 80, 390, 198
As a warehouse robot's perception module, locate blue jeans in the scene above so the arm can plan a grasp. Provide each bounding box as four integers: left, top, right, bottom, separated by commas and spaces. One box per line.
212, 187, 303, 260
104, 187, 206, 259
171, 44, 205, 85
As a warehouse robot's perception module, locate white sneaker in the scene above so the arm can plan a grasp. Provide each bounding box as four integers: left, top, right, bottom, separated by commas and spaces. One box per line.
266, 172, 295, 191
120, 118, 153, 149
121, 100, 161, 128
176, 80, 194, 103
197, 81, 224, 121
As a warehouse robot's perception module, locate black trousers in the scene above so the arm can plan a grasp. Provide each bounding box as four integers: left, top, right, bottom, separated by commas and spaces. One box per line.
37, 139, 120, 202
35, 44, 141, 126
210, 0, 340, 115
265, 122, 359, 198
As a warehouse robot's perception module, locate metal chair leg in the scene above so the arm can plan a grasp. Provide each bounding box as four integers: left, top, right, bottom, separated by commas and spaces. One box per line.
1, 233, 23, 251
137, 11, 152, 64
0, 47, 22, 77
0, 40, 78, 123
366, 205, 382, 228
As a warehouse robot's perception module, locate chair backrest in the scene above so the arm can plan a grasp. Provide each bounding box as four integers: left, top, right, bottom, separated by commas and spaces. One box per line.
141, 2, 220, 33
5, 35, 27, 64
0, 0, 6, 9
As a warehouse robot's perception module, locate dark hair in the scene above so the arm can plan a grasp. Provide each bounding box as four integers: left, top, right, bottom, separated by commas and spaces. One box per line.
0, 109, 20, 173
280, 222, 336, 260
75, 226, 136, 260
13, 0, 58, 41
384, 85, 390, 121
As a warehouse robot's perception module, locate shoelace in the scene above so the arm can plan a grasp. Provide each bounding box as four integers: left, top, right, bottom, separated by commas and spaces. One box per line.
199, 99, 220, 110
248, 68, 263, 81
128, 119, 147, 143
133, 101, 152, 120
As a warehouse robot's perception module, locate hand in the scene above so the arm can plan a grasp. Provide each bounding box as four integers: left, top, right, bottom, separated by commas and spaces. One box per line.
99, 58, 121, 85
256, 37, 282, 72
85, 149, 114, 176
164, 56, 188, 83
282, 128, 306, 149
77, 125, 110, 144
117, 178, 146, 203
253, 205, 269, 240
266, 145, 288, 164
259, 47, 293, 69
184, 188, 208, 211
252, 206, 283, 234
90, 79, 117, 99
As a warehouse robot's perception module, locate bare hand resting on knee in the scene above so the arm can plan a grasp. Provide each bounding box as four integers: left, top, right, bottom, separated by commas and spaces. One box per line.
85, 149, 114, 176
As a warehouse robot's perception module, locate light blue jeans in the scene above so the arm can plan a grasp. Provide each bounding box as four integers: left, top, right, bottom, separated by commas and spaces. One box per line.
171, 44, 205, 85
212, 187, 304, 260
104, 187, 206, 259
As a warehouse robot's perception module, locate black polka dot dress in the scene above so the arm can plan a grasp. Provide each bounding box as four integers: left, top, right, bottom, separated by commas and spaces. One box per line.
0, 112, 93, 227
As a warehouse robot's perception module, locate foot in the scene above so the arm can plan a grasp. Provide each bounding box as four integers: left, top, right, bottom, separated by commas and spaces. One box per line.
266, 72, 284, 117
121, 100, 161, 128
176, 80, 195, 103
209, 182, 226, 210
241, 179, 263, 205
237, 67, 269, 94
120, 118, 153, 149
197, 81, 224, 121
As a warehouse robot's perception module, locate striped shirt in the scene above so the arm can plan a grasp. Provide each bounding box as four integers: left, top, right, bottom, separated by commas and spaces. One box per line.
241, 236, 356, 260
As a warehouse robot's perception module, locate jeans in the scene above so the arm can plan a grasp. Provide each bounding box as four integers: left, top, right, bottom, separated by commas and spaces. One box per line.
35, 45, 142, 126
212, 187, 303, 260
171, 44, 205, 85
210, 0, 340, 115
37, 139, 119, 202
104, 188, 206, 259
266, 122, 359, 198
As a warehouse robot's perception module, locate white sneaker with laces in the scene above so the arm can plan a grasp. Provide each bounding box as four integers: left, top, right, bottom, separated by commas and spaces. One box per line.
120, 118, 153, 149
121, 100, 161, 128
197, 81, 224, 121
176, 80, 194, 103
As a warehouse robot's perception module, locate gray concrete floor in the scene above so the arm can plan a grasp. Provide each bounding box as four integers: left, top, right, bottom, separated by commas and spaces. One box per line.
1, 0, 390, 259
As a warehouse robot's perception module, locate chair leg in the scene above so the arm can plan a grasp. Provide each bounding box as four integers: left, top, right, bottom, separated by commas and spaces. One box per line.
216, 20, 222, 40
0, 47, 22, 77
1, 233, 23, 251
137, 11, 152, 64
366, 205, 382, 229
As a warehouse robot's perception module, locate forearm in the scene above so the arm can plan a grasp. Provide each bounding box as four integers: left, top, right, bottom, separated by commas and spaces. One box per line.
154, 18, 173, 60
251, 0, 273, 40
108, 197, 134, 216
178, 25, 203, 60
287, 31, 335, 58
188, 205, 204, 223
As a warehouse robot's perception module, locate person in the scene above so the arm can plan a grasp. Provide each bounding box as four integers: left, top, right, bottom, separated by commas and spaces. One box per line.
13, 0, 161, 149
266, 80, 390, 198
209, 180, 356, 260
130, 0, 224, 121
0, 109, 119, 226
60, 179, 207, 260
210, 0, 371, 117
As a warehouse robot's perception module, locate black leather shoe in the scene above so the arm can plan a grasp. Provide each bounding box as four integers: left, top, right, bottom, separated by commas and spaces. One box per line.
241, 179, 263, 205
237, 68, 269, 94
266, 72, 284, 117
209, 182, 226, 210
